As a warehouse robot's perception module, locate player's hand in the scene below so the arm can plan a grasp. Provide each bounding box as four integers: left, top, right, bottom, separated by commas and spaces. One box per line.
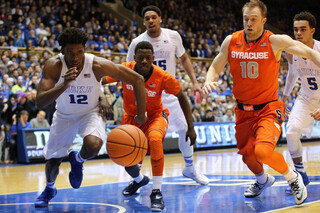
202, 82, 219, 95
192, 82, 204, 98
311, 108, 320, 121
283, 95, 290, 120
63, 67, 78, 87
186, 127, 197, 146
134, 112, 148, 124
99, 95, 113, 121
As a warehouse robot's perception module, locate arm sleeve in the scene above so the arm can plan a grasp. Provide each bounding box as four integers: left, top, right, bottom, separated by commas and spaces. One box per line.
283, 62, 299, 96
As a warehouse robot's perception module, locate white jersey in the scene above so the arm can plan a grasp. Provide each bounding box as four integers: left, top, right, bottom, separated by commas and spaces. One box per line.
127, 28, 185, 77
56, 53, 101, 115
127, 28, 187, 132
284, 39, 320, 99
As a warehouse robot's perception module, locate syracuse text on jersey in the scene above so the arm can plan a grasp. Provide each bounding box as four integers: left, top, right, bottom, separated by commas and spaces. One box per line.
231, 51, 269, 59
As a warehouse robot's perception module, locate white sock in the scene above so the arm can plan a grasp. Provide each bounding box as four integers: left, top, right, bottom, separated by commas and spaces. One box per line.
284, 168, 297, 181
184, 156, 194, 167
152, 176, 163, 190
294, 163, 306, 173
133, 174, 144, 183
255, 171, 268, 184
76, 152, 85, 163
46, 181, 56, 189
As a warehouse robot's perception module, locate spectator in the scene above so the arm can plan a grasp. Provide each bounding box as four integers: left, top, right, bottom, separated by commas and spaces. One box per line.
12, 76, 26, 94
222, 108, 235, 122
191, 107, 201, 122
212, 106, 223, 122
9, 110, 31, 163
201, 108, 215, 122
30, 110, 50, 128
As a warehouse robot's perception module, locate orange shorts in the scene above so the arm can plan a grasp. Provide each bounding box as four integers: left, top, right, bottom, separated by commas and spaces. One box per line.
235, 100, 283, 156
122, 109, 169, 154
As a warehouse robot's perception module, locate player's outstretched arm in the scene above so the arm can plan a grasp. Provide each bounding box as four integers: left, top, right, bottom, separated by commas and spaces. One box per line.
202, 35, 230, 95
93, 56, 147, 123
271, 34, 320, 67
36, 56, 77, 108
176, 89, 196, 145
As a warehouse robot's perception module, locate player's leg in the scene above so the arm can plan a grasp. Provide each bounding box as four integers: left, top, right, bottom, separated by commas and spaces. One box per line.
254, 101, 307, 205
121, 114, 150, 196
235, 106, 277, 198
69, 111, 106, 189
147, 114, 168, 212
35, 158, 63, 207
35, 111, 78, 207
285, 96, 313, 193
165, 99, 209, 185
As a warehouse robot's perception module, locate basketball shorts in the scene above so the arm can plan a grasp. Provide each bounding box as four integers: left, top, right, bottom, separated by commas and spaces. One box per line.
122, 110, 169, 154
235, 100, 284, 156
162, 93, 187, 132
287, 95, 318, 137
43, 109, 106, 159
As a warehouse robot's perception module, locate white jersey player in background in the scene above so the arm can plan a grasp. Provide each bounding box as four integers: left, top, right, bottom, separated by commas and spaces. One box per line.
283, 11, 320, 194
127, 5, 209, 185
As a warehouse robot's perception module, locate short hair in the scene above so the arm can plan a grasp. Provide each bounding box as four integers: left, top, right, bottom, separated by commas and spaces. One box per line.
57, 27, 88, 48
134, 41, 154, 55
294, 12, 316, 29
242, 0, 267, 18
142, 5, 161, 17
20, 110, 29, 116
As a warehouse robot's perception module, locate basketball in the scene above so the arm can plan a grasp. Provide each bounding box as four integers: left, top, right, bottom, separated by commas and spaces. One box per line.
106, 124, 148, 167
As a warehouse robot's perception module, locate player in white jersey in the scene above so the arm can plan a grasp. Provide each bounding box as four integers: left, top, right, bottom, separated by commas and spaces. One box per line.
127, 5, 209, 185
283, 12, 320, 194
34, 27, 147, 207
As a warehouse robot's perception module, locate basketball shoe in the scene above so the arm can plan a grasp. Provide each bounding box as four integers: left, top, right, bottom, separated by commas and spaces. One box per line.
34, 186, 57, 207
244, 174, 275, 198
285, 170, 310, 195
122, 176, 150, 196
288, 171, 308, 205
150, 189, 165, 212
182, 165, 209, 185
69, 151, 83, 189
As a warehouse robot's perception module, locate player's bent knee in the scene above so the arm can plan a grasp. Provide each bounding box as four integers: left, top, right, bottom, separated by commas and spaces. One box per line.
148, 130, 164, 161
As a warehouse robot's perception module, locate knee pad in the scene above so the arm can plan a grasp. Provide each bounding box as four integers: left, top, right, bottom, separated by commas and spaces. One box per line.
148, 130, 164, 161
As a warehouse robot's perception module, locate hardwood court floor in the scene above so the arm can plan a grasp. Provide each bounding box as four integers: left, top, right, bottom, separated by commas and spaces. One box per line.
0, 142, 320, 212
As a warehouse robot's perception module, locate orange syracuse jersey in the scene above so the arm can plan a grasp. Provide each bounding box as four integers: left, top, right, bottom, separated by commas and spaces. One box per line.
228, 30, 280, 105
105, 62, 181, 117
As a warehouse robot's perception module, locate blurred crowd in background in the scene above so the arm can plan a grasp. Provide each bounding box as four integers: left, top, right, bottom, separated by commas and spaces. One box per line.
0, 0, 318, 163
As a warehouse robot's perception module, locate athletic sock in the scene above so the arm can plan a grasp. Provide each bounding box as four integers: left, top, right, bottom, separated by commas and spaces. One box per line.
76, 152, 85, 163
46, 181, 56, 189
294, 162, 306, 173
255, 171, 268, 184
184, 156, 194, 167
152, 176, 163, 190
283, 168, 297, 181
133, 173, 144, 183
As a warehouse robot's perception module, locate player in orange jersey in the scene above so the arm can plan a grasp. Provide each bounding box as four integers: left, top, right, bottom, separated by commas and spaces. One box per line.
202, 0, 320, 205
103, 41, 196, 212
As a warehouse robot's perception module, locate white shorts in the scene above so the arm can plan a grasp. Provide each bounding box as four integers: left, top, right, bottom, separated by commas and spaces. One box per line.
287, 95, 317, 137
43, 109, 106, 159
162, 93, 187, 132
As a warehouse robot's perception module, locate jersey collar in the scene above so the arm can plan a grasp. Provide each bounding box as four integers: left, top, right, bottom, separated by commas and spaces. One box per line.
133, 64, 154, 82
244, 29, 265, 44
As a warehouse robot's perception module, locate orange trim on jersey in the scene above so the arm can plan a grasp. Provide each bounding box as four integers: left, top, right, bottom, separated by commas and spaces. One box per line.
228, 30, 280, 105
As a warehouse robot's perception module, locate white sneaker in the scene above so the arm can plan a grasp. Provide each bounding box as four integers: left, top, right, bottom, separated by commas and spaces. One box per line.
288, 171, 308, 205
244, 174, 275, 198
182, 165, 209, 185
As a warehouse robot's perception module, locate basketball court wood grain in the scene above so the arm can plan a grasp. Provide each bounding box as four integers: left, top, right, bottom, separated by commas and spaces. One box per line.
1, 142, 320, 212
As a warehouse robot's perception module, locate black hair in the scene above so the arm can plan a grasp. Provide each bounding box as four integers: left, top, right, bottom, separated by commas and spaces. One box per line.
294, 12, 316, 29
142, 5, 161, 17
57, 27, 88, 48
134, 41, 154, 55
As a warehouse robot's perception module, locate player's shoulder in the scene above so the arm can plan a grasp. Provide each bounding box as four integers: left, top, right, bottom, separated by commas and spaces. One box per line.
161, 28, 180, 37
45, 54, 62, 68
314, 39, 320, 51
132, 32, 148, 43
